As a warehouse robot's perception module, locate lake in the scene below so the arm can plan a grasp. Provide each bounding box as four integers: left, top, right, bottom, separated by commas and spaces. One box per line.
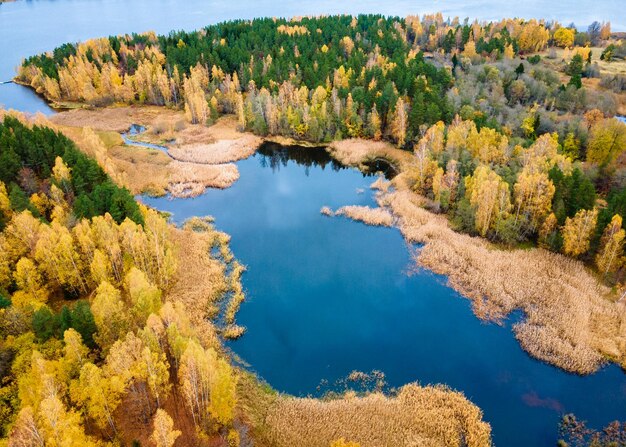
2, 1, 626, 445
142, 142, 626, 447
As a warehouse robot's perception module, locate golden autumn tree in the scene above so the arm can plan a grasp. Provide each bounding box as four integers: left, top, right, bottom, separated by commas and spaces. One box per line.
390, 97, 408, 147
586, 118, 626, 167
596, 214, 625, 275
91, 281, 128, 349
367, 104, 382, 140
183, 64, 210, 125
125, 267, 162, 327
466, 126, 509, 164
70, 362, 124, 436
465, 165, 512, 237
513, 169, 555, 232
151, 409, 181, 447
562, 208, 598, 257
179, 339, 236, 431
553, 27, 575, 48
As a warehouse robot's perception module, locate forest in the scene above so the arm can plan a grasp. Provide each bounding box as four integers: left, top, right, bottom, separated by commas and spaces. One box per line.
0, 114, 240, 446
6, 12, 626, 447
16, 14, 626, 281
0, 112, 493, 447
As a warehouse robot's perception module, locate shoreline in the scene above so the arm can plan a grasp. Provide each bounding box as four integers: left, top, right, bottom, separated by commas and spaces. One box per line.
0, 108, 494, 447
18, 103, 626, 375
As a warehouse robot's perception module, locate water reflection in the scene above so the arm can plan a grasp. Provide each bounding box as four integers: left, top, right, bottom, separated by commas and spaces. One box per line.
257, 141, 398, 179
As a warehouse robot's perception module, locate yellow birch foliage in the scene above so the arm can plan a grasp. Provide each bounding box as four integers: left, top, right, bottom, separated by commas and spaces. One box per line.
151, 409, 181, 447
179, 339, 237, 430
513, 169, 555, 230
70, 362, 124, 434
465, 165, 511, 236
125, 267, 162, 327
183, 64, 210, 124
91, 281, 128, 349
562, 208, 598, 257
466, 126, 509, 164
553, 28, 575, 48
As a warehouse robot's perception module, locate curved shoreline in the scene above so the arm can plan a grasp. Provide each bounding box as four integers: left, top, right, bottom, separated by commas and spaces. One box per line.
21, 102, 626, 375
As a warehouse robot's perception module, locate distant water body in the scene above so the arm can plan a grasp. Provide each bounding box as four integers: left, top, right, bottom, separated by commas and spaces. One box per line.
0, 0, 624, 112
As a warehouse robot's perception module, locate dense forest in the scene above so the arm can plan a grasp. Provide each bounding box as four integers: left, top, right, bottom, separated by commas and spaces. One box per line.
0, 115, 240, 446
6, 13, 626, 447
17, 14, 626, 281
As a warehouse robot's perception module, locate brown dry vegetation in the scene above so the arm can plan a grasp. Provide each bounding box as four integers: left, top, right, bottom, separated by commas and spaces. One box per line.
49, 107, 250, 197
328, 138, 413, 171
377, 173, 626, 374
259, 384, 491, 447
166, 115, 262, 164
334, 205, 395, 227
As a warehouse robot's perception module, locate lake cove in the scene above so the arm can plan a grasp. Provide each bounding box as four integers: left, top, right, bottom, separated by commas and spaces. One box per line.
141, 142, 626, 447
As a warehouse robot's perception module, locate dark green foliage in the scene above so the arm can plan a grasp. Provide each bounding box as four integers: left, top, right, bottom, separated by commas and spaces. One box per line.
0, 116, 143, 225
32, 301, 97, 348
549, 166, 596, 225
0, 294, 10, 309
24, 16, 454, 136
452, 198, 477, 234
32, 306, 61, 342
566, 54, 584, 89
527, 55, 541, 65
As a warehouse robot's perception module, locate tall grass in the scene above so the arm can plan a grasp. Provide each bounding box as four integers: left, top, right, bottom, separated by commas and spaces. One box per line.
263, 384, 491, 447
379, 174, 625, 374
334, 205, 395, 227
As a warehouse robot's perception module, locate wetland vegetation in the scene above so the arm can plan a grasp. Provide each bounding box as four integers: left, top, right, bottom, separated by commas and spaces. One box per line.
2, 9, 626, 447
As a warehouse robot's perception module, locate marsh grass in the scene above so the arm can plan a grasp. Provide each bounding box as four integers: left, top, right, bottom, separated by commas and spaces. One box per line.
51, 107, 244, 197
378, 174, 626, 374
262, 384, 491, 447
335, 205, 395, 227
326, 138, 626, 374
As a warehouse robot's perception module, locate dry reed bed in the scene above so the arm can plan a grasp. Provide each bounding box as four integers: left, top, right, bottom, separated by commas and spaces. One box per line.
377, 174, 626, 374
328, 138, 414, 171
50, 107, 249, 197
49, 105, 174, 132
166, 226, 229, 345
166, 115, 262, 164
264, 384, 491, 447
167, 137, 259, 164
326, 136, 626, 373
334, 205, 395, 227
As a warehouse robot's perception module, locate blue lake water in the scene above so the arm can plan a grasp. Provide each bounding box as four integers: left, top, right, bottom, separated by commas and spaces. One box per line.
142, 143, 626, 447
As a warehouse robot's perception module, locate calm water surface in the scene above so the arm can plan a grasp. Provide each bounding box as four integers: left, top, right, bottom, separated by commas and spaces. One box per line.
142, 143, 626, 447
2, 1, 626, 446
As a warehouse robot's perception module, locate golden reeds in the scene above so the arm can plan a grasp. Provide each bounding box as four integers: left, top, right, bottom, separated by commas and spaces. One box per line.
379, 174, 625, 374
263, 384, 491, 447
335, 205, 395, 227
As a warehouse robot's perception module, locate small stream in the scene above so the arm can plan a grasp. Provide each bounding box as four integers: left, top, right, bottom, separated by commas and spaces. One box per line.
121, 124, 173, 156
